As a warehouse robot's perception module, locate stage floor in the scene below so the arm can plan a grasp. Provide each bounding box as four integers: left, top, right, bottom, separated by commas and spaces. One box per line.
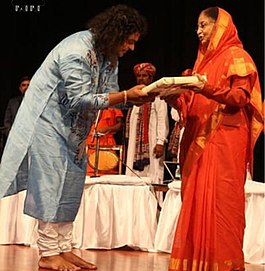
0, 245, 264, 271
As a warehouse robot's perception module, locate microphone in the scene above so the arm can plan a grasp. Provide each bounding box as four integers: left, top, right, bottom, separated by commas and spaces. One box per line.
91, 109, 101, 142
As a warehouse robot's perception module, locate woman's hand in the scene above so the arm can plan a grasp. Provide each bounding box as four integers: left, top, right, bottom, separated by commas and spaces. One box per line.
183, 73, 206, 93
159, 85, 186, 99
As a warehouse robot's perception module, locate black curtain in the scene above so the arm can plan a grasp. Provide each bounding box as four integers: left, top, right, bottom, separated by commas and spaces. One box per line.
1, 0, 264, 181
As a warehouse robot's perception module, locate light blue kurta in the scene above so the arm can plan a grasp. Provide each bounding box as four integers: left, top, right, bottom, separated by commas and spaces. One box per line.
0, 30, 119, 222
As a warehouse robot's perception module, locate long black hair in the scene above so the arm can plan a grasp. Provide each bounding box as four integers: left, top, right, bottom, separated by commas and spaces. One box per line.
87, 4, 148, 66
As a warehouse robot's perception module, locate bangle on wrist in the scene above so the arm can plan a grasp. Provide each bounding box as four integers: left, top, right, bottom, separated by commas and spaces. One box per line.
123, 90, 127, 105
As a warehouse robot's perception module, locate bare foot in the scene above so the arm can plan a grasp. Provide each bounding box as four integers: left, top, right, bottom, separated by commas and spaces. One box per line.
39, 255, 81, 270
61, 251, 97, 270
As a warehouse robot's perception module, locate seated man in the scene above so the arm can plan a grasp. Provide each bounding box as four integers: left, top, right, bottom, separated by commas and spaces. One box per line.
86, 108, 124, 176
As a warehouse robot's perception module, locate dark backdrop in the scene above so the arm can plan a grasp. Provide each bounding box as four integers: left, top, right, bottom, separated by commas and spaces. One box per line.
0, 0, 264, 181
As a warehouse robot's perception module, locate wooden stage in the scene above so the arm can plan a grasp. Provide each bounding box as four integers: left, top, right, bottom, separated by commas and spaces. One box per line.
0, 245, 264, 271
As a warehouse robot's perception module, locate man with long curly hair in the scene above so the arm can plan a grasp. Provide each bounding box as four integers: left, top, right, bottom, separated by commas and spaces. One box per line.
0, 4, 152, 271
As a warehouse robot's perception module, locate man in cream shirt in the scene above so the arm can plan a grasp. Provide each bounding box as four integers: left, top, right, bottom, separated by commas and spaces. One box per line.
125, 63, 169, 206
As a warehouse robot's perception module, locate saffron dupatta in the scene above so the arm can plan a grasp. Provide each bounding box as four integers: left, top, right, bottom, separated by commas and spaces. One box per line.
179, 8, 263, 179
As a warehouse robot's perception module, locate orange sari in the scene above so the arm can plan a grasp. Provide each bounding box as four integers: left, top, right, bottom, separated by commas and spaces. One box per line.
169, 8, 264, 271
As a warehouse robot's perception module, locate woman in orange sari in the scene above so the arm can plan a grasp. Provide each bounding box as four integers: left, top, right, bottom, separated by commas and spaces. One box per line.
160, 7, 264, 271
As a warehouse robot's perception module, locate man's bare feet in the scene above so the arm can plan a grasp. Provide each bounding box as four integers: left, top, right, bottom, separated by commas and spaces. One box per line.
39, 255, 81, 270
61, 251, 97, 270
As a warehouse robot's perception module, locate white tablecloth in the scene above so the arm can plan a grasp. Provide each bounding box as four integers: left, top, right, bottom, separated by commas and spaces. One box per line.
154, 180, 265, 264
154, 181, 182, 253
0, 176, 264, 264
72, 177, 158, 250
0, 175, 158, 251
243, 180, 265, 264
0, 191, 38, 245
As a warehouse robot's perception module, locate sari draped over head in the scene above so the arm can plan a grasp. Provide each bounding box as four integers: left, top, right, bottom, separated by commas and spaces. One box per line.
169, 7, 264, 271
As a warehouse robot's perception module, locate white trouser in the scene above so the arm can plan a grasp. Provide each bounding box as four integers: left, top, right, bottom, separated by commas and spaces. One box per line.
37, 220, 73, 257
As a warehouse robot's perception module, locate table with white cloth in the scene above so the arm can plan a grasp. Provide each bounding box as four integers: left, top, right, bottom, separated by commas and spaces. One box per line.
0, 176, 264, 264
0, 175, 158, 251
154, 180, 265, 264
0, 191, 38, 245
72, 175, 158, 250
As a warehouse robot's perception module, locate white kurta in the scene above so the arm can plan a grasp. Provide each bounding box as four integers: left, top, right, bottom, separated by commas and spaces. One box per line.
125, 97, 169, 185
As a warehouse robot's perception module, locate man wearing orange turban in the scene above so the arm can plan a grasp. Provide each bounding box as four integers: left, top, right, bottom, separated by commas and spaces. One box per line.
133, 62, 156, 78
125, 62, 169, 206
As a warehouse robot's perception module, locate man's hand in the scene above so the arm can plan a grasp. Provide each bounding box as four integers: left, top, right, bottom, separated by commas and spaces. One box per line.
153, 144, 164, 158
127, 85, 158, 105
